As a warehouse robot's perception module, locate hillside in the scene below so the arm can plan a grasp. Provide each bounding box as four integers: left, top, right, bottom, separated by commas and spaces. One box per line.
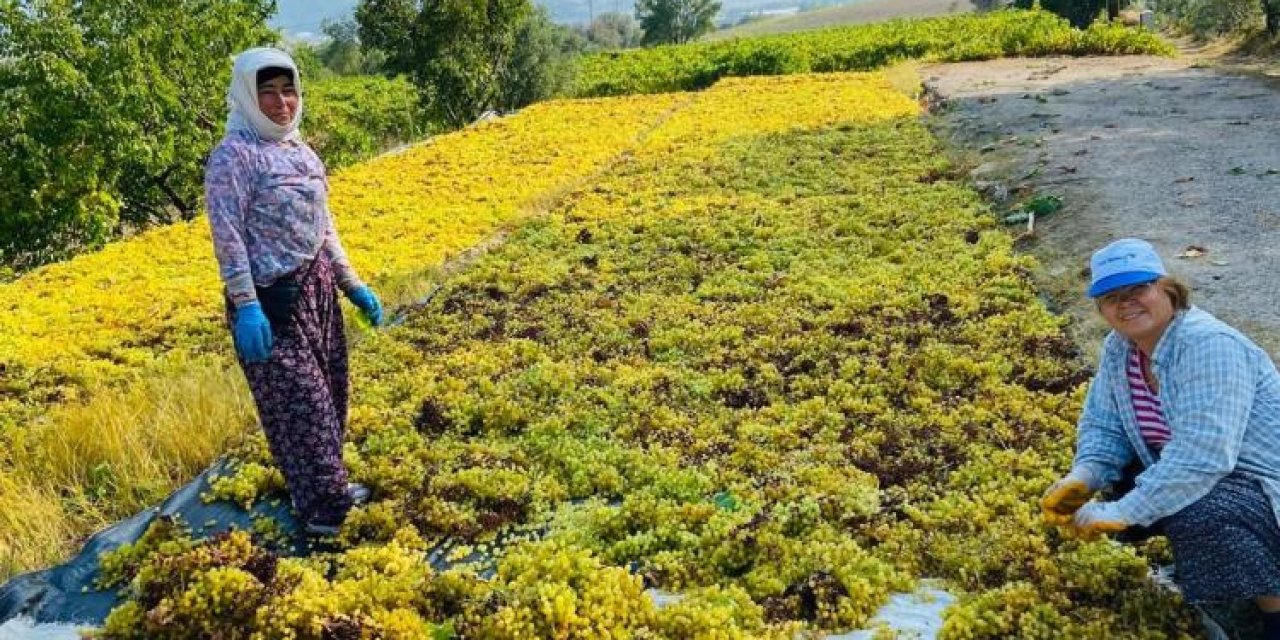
710, 0, 979, 40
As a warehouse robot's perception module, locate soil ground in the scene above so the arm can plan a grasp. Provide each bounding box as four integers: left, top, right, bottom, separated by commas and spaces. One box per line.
921, 51, 1280, 360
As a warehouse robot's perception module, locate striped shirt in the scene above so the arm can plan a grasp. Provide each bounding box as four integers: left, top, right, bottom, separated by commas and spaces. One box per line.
1126, 347, 1171, 450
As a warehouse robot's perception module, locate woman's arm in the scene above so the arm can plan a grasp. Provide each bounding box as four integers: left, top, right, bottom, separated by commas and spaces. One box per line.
1072, 342, 1135, 489
1111, 334, 1254, 526
205, 144, 258, 307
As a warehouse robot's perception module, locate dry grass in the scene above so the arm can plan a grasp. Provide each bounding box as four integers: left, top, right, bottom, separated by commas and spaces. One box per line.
0, 471, 81, 579
883, 60, 925, 99
0, 357, 256, 579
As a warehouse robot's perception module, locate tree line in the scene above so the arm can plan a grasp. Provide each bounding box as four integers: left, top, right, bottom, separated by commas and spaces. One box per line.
1002, 0, 1280, 33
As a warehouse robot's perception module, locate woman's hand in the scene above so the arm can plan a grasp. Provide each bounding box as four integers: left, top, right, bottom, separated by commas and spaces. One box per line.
1071, 502, 1128, 541
1041, 468, 1098, 525
234, 302, 273, 363
347, 286, 384, 326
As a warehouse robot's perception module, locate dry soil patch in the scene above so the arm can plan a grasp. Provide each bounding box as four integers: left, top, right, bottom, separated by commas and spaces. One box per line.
923, 55, 1280, 358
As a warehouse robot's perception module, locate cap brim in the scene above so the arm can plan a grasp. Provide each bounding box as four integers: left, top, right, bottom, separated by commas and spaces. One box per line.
1088, 271, 1162, 298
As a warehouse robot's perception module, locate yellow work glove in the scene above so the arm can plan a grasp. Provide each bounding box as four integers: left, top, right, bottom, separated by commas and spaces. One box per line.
1071, 502, 1128, 541
1040, 468, 1098, 526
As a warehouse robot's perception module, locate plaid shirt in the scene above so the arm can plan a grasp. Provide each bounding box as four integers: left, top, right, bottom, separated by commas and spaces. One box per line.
1073, 307, 1280, 527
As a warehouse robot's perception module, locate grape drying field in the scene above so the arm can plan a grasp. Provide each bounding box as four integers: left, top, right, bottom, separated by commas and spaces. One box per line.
0, 10, 1200, 639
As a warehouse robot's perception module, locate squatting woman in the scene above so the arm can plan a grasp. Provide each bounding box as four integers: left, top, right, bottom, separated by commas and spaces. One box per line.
1041, 237, 1280, 636
205, 47, 382, 536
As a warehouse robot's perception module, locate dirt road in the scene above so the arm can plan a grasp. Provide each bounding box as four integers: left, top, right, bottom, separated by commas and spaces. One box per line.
922, 55, 1280, 358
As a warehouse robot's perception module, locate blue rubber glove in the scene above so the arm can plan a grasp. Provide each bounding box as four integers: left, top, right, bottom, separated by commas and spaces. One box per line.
346, 286, 383, 326
233, 301, 273, 363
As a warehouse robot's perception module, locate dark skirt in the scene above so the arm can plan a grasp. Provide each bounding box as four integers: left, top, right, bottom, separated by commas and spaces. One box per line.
225, 254, 353, 525
1153, 473, 1280, 603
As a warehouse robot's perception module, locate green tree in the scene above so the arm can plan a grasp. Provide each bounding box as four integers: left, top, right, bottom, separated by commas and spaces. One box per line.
584, 12, 643, 49
1014, 0, 1105, 27
500, 7, 590, 108
288, 41, 335, 80
318, 17, 386, 75
0, 0, 275, 269
635, 0, 720, 45
356, 0, 532, 127
1156, 0, 1264, 34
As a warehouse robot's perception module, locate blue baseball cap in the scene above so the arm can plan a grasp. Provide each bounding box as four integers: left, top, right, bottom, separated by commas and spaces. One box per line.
1088, 238, 1166, 298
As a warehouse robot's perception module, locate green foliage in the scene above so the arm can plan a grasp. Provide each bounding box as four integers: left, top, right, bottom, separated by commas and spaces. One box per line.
1156, 0, 1266, 35
287, 42, 335, 81
0, 0, 276, 270
570, 10, 1176, 97
499, 8, 591, 110
319, 17, 387, 76
1012, 0, 1106, 28
636, 0, 723, 45
584, 12, 644, 49
356, 0, 533, 127
305, 75, 435, 169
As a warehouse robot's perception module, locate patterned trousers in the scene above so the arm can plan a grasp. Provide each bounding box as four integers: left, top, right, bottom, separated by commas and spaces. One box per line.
226, 254, 353, 525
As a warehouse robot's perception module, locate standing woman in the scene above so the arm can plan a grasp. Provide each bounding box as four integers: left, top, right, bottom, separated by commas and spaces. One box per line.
1041, 238, 1280, 637
205, 47, 383, 535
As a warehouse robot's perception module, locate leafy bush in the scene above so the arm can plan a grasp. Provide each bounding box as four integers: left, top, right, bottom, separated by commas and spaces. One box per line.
712, 41, 812, 77
1157, 0, 1264, 35
1012, 0, 1106, 28
305, 75, 433, 170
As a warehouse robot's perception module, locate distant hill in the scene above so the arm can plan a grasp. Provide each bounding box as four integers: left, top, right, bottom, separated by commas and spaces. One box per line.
709, 0, 977, 40
269, 0, 882, 34
269, 0, 635, 34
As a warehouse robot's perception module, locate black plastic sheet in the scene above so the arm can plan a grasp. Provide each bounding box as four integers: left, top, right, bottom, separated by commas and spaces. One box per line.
0, 458, 301, 626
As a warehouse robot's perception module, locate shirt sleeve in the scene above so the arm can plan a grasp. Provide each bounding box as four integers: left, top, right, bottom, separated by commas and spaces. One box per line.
320, 174, 365, 294
205, 143, 258, 308
1113, 334, 1255, 526
1072, 344, 1136, 489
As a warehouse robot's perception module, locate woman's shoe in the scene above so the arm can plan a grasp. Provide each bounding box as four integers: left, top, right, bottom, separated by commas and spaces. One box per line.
303, 518, 343, 537
347, 482, 371, 506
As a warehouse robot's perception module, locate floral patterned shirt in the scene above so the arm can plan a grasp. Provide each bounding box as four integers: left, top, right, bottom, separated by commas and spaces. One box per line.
205, 129, 363, 308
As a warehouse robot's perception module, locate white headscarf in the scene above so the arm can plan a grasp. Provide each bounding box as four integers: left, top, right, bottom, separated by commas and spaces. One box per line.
225, 47, 303, 142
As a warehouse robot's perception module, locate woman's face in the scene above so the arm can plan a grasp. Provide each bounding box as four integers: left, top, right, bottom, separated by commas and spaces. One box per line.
257, 74, 298, 126
1097, 280, 1175, 346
